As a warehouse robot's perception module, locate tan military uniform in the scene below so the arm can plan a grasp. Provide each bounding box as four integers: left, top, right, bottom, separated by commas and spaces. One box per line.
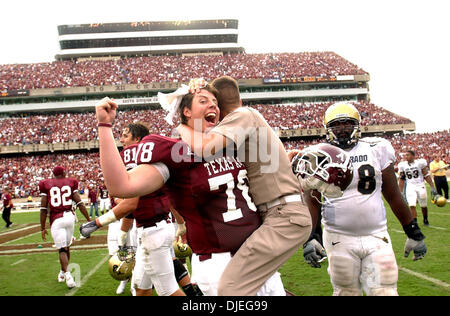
211, 106, 312, 296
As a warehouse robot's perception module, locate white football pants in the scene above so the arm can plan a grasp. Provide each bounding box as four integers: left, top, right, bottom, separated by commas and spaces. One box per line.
323, 229, 398, 296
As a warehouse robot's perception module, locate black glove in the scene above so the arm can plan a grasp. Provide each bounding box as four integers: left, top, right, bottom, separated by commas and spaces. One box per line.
402, 220, 425, 241
303, 239, 327, 268
403, 220, 427, 261
430, 188, 438, 199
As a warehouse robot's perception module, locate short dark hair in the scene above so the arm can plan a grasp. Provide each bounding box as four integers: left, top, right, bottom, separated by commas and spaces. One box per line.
211, 76, 241, 110
126, 122, 150, 141
178, 84, 219, 125
406, 150, 415, 156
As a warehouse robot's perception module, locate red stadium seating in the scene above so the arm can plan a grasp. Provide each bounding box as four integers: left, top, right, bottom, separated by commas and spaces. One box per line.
0, 152, 101, 198
2, 127, 447, 198
0, 52, 367, 90
283, 130, 450, 165
0, 101, 411, 146
254, 101, 412, 131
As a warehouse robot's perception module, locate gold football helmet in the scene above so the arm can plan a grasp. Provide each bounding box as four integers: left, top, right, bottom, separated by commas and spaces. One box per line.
324, 102, 361, 149
108, 252, 135, 281
431, 194, 447, 207
173, 237, 192, 259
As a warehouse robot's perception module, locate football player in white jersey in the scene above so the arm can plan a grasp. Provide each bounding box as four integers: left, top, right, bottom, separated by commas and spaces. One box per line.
299, 102, 427, 296
398, 150, 438, 226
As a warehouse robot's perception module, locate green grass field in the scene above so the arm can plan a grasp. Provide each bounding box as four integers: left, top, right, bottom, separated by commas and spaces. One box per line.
0, 185, 449, 296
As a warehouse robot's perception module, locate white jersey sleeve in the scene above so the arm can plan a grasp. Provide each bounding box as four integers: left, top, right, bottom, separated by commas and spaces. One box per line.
372, 138, 396, 170
417, 158, 428, 170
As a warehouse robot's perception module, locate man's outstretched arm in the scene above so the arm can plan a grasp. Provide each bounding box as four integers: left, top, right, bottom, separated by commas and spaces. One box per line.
80, 197, 139, 238
176, 124, 228, 158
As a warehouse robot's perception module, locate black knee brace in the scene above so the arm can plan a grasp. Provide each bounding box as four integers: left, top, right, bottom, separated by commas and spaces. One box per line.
173, 258, 188, 282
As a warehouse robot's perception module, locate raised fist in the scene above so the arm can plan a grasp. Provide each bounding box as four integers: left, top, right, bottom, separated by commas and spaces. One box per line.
95, 97, 118, 125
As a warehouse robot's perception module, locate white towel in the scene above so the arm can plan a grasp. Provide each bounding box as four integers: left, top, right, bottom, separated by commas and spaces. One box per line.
158, 84, 190, 125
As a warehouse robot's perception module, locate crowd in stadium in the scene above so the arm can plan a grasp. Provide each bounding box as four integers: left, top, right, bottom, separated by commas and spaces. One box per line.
388, 130, 450, 163
0, 101, 411, 146
0, 51, 446, 200
0, 152, 101, 199
1, 129, 448, 199
0, 109, 172, 146
255, 100, 412, 130
283, 130, 450, 164
0, 52, 367, 91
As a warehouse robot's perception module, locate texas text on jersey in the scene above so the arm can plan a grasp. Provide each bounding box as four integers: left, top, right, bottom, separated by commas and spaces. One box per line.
120, 143, 171, 227
136, 134, 261, 255
322, 137, 396, 236
38, 178, 79, 225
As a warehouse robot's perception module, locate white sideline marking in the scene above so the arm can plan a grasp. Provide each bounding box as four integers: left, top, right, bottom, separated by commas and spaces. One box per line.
11, 210, 41, 214
428, 226, 447, 231
4, 231, 42, 245
0, 224, 40, 237
10, 259, 26, 266
390, 229, 404, 234
0, 244, 108, 255
1, 248, 107, 257
399, 267, 450, 289
429, 212, 450, 216
66, 254, 110, 296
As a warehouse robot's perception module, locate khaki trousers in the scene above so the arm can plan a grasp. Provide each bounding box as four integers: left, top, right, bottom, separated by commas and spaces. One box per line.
217, 201, 312, 296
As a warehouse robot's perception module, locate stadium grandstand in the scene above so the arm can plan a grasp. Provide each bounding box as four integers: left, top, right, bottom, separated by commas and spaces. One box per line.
55, 19, 243, 60
0, 18, 448, 200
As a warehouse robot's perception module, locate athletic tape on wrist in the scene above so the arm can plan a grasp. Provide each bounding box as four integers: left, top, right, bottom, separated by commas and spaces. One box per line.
98, 210, 118, 226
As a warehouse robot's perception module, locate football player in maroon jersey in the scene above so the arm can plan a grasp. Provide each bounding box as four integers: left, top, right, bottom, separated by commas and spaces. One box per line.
91, 85, 285, 295
81, 123, 193, 296
2, 187, 13, 228
99, 183, 111, 215
39, 166, 90, 289
117, 123, 202, 296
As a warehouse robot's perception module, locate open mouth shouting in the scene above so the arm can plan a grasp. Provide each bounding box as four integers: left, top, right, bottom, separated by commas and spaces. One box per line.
204, 111, 219, 128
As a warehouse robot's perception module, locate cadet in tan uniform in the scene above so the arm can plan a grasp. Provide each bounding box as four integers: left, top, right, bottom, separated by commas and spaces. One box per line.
177, 76, 312, 296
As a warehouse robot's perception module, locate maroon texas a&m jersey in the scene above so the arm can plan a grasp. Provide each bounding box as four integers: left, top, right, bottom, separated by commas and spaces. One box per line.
99, 187, 109, 199
136, 134, 261, 255
2, 193, 12, 207
39, 177, 79, 225
120, 143, 171, 227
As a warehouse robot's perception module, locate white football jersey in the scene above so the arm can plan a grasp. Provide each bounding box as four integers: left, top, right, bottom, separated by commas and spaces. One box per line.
322, 137, 396, 236
397, 159, 427, 186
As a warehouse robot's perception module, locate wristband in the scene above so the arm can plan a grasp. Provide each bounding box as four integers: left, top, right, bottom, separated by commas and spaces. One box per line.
97, 123, 113, 128
98, 210, 118, 227
303, 232, 321, 248
403, 220, 425, 241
